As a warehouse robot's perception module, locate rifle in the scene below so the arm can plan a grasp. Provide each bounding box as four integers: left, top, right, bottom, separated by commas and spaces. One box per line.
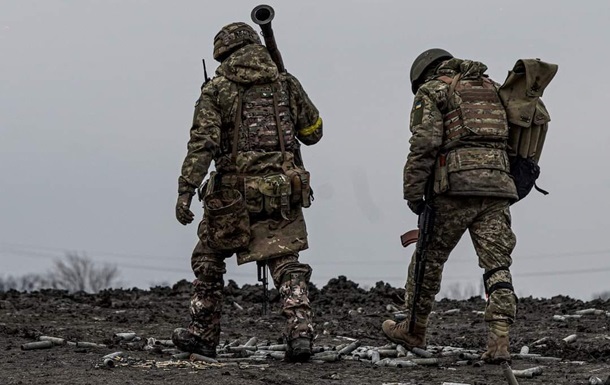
201, 59, 211, 89
257, 261, 269, 315
401, 192, 435, 334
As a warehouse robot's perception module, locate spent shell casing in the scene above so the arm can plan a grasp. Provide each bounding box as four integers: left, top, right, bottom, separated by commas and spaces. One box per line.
459, 352, 481, 360
370, 350, 381, 364
102, 351, 123, 360
76, 342, 107, 348
171, 352, 191, 360
113, 332, 136, 341
103, 358, 116, 368
190, 353, 218, 363
410, 357, 438, 366
338, 340, 361, 356
21, 341, 54, 350
154, 339, 174, 347
411, 347, 433, 358
563, 334, 578, 343
519, 345, 529, 355
39, 336, 66, 345
312, 352, 340, 362
269, 351, 285, 360
512, 366, 543, 378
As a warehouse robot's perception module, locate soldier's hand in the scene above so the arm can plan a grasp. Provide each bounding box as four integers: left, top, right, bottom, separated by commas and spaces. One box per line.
176, 193, 195, 225
407, 199, 425, 215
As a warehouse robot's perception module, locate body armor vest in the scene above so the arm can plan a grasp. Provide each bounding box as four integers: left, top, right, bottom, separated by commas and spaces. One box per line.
233, 81, 296, 153
438, 76, 509, 149
431, 75, 517, 199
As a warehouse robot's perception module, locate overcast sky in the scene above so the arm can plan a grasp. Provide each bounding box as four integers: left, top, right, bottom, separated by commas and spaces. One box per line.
1, 0, 609, 300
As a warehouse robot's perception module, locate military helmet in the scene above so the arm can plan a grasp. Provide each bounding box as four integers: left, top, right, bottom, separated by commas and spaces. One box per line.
213, 22, 262, 62
410, 48, 453, 94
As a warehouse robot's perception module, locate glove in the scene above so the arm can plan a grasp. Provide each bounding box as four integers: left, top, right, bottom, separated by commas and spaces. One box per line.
176, 193, 195, 225
407, 199, 425, 215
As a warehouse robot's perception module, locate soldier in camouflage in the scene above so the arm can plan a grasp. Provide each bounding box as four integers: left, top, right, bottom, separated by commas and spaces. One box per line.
173, 22, 323, 362
382, 49, 518, 364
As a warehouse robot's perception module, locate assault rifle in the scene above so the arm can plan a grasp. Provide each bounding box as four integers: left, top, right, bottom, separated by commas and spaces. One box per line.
201, 59, 211, 89
400, 195, 435, 334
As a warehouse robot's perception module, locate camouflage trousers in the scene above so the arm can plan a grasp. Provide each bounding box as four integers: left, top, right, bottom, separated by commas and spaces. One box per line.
405, 196, 517, 326
188, 235, 313, 346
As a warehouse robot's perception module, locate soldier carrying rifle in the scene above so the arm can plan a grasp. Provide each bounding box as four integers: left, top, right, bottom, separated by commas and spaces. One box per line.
173, 5, 323, 362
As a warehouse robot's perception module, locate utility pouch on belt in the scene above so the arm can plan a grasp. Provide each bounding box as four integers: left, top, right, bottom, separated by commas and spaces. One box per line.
433, 154, 450, 195
283, 168, 312, 208
203, 189, 250, 252
258, 174, 292, 219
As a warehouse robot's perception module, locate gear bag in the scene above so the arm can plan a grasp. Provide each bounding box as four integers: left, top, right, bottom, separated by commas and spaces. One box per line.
498, 59, 558, 202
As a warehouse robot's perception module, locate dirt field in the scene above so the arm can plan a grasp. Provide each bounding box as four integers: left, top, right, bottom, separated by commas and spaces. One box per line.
1, 276, 609, 385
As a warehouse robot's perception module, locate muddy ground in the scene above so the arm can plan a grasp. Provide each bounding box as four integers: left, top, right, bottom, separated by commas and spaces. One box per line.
1, 276, 609, 385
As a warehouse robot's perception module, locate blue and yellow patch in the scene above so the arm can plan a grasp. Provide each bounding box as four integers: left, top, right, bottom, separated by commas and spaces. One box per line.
412, 100, 425, 125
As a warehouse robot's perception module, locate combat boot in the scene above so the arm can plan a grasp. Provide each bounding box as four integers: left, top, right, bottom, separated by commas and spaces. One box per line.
285, 336, 312, 362
279, 272, 314, 362
381, 319, 427, 349
171, 328, 217, 357
481, 321, 511, 364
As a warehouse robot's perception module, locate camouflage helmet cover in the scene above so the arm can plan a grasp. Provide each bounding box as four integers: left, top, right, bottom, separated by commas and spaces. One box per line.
213, 22, 262, 62
410, 48, 453, 94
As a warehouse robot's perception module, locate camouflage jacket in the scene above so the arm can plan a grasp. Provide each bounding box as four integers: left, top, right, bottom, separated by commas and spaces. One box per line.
403, 58, 518, 202
178, 44, 322, 195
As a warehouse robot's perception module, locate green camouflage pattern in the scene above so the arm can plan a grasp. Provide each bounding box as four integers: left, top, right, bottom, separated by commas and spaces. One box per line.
202, 189, 250, 251
178, 44, 321, 195
213, 22, 261, 62
404, 195, 517, 324
188, 246, 313, 345
236, 208, 308, 265
178, 40, 319, 345
189, 278, 224, 346
267, 255, 314, 341
403, 58, 517, 202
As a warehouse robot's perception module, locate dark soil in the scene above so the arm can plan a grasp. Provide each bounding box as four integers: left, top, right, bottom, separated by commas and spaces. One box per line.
1, 276, 609, 385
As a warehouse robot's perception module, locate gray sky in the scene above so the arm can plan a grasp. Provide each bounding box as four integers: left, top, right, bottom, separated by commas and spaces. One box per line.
1, 0, 609, 299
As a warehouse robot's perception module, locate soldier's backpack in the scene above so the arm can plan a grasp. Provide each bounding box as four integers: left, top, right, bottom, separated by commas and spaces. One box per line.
498, 58, 558, 202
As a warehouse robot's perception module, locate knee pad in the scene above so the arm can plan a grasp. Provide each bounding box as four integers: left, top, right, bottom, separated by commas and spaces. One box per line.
483, 266, 514, 298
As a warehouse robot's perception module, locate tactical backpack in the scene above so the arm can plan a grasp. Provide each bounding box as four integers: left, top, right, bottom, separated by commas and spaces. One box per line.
498, 59, 558, 202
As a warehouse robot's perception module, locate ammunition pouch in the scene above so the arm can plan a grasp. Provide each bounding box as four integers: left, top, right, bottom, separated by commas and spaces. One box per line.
202, 189, 250, 252
257, 174, 292, 219
219, 168, 311, 219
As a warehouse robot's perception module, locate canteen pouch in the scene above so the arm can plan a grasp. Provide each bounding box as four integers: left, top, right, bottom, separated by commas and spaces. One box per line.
284, 168, 312, 208
203, 189, 250, 252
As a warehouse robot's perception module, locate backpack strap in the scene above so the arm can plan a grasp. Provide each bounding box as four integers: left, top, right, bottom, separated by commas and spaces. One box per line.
231, 89, 244, 163
435, 74, 462, 100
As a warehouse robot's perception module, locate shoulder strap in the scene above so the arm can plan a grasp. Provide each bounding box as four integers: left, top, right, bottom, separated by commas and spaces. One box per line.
272, 82, 286, 162
231, 89, 244, 163
435, 74, 462, 100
